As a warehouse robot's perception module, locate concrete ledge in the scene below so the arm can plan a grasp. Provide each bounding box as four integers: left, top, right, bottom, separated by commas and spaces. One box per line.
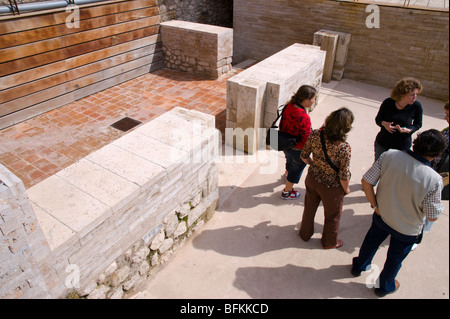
1, 107, 220, 299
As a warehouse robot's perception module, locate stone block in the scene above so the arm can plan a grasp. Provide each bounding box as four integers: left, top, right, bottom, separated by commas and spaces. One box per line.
226, 44, 325, 154
158, 238, 174, 254
226, 78, 266, 154
112, 131, 189, 171
0, 164, 53, 299
161, 20, 233, 78
313, 30, 339, 83
28, 175, 110, 235
333, 32, 351, 80
56, 159, 140, 212
86, 144, 166, 188
314, 30, 351, 81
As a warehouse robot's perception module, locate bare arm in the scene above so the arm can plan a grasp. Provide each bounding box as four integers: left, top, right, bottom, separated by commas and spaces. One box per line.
301, 156, 313, 165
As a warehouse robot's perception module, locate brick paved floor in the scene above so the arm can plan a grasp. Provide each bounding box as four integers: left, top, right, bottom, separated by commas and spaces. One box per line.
0, 68, 239, 189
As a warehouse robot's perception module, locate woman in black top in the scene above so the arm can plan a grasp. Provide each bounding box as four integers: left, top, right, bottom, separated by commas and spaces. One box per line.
374, 78, 423, 161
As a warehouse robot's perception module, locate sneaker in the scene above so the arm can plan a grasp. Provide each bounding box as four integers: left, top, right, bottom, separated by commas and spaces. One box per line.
281, 189, 300, 200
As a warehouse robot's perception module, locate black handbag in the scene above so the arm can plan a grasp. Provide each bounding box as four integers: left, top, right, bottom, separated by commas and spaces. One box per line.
266, 104, 301, 151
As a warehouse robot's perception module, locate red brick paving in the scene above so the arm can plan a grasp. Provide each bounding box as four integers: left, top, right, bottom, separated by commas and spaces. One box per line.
0, 68, 239, 189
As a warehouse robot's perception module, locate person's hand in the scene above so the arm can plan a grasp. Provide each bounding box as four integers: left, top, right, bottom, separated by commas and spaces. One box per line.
374, 207, 381, 216
382, 121, 396, 133
394, 125, 411, 134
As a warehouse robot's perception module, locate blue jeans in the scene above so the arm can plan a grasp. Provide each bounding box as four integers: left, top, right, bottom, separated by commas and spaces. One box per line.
283, 148, 306, 184
352, 213, 418, 294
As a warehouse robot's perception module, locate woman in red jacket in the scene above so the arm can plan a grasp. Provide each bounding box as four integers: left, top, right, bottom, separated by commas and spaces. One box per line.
279, 85, 316, 199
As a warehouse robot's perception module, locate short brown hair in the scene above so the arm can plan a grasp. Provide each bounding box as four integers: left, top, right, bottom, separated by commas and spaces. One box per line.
323, 107, 354, 143
390, 78, 423, 101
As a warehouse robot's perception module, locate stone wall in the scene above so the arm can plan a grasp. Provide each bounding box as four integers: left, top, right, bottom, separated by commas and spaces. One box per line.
0, 165, 52, 298
1, 108, 220, 299
161, 20, 233, 79
158, 0, 233, 27
233, 0, 449, 100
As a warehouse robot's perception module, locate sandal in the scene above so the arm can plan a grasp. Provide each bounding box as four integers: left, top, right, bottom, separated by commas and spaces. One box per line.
323, 239, 343, 249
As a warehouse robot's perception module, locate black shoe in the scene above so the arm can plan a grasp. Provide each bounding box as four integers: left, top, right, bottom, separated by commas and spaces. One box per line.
351, 257, 361, 277
374, 280, 400, 297
351, 268, 361, 277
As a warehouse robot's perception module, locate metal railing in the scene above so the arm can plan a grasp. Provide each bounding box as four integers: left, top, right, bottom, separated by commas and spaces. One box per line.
0, 0, 110, 15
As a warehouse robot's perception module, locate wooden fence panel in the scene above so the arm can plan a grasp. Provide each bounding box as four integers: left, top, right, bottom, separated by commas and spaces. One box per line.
0, 0, 163, 129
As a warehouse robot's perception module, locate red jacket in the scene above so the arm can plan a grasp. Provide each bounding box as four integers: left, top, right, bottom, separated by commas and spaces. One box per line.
279, 103, 311, 150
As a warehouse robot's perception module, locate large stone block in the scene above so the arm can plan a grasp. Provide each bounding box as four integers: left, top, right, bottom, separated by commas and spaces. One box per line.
313, 30, 339, 83
226, 77, 267, 153
314, 30, 351, 82
161, 20, 233, 78
226, 44, 325, 154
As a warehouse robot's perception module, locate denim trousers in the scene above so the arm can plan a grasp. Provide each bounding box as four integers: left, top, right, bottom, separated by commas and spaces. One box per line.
352, 213, 418, 293
283, 148, 306, 184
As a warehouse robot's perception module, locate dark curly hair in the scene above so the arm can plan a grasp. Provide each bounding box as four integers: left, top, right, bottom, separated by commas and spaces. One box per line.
412, 129, 447, 158
323, 107, 354, 143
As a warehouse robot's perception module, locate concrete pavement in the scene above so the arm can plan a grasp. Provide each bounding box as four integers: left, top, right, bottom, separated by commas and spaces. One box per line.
131, 79, 449, 299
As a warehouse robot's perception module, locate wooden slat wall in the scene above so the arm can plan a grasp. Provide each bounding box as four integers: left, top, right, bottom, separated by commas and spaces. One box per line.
0, 0, 163, 129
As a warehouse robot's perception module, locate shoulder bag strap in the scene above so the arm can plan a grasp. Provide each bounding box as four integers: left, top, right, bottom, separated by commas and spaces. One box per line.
270, 104, 288, 127
320, 129, 340, 173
